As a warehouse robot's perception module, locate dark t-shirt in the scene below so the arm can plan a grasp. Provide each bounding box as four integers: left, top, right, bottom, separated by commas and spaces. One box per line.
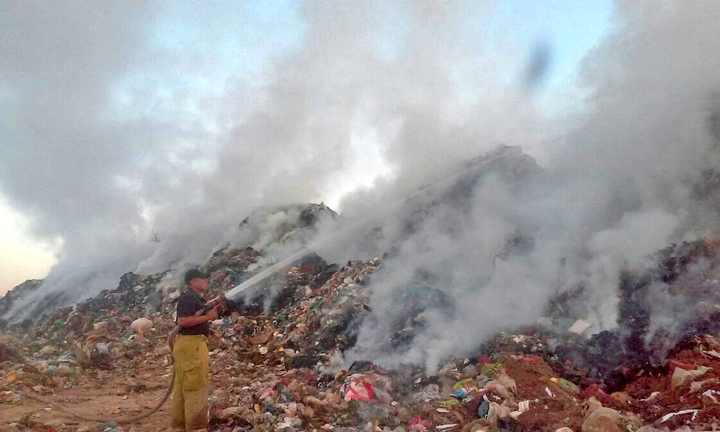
176, 289, 210, 336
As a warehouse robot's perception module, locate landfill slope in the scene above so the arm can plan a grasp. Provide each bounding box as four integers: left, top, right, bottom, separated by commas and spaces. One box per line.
0, 280, 44, 327
3, 226, 720, 430
3, 169, 720, 431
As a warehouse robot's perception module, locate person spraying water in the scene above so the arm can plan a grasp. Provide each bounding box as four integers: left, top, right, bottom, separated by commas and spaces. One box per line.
169, 269, 216, 431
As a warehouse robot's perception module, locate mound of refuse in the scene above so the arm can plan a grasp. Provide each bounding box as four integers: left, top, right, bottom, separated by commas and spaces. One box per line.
0, 280, 43, 328
3, 148, 720, 430
3, 231, 720, 430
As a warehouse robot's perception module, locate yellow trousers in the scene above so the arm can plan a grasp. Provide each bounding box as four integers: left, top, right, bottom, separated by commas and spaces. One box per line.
170, 335, 210, 431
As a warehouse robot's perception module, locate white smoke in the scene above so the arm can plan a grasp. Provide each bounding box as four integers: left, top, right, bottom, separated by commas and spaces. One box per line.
333, 1, 720, 369
1, 1, 536, 321
1, 1, 719, 374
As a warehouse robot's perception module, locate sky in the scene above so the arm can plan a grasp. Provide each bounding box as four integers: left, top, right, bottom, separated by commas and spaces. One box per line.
0, 0, 612, 295
0, 198, 58, 291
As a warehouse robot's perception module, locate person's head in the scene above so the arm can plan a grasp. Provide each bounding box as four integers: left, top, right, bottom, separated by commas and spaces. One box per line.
184, 269, 209, 293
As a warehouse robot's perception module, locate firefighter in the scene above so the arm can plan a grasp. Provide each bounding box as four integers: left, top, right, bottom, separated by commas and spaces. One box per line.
169, 269, 218, 431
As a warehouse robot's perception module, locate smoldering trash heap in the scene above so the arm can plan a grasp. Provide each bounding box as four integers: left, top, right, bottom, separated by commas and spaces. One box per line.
4, 145, 720, 431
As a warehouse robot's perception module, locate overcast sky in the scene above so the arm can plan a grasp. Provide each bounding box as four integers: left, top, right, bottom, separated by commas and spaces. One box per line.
0, 0, 612, 295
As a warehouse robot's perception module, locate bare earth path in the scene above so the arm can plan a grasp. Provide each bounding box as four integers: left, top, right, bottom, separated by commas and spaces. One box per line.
2, 357, 175, 431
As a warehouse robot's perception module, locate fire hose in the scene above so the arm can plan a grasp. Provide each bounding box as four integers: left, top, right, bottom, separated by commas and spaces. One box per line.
15, 295, 228, 424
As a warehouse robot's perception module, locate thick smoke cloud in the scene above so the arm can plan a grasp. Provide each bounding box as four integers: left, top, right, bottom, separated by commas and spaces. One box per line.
330, 1, 720, 370
0, 0, 314, 318
2, 1, 719, 373
1, 0, 531, 321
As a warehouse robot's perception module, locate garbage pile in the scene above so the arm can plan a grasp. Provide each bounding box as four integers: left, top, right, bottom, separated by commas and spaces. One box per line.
543, 240, 720, 391
4, 220, 720, 430
0, 279, 44, 327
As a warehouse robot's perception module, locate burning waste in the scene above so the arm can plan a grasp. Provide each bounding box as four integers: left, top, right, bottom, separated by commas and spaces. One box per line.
3, 147, 720, 431
3, 0, 720, 430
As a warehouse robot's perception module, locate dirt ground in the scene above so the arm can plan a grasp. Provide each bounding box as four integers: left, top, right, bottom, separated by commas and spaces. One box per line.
1, 355, 176, 431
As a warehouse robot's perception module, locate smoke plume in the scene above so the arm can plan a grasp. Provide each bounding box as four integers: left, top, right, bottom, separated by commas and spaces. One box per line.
1, 1, 720, 372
